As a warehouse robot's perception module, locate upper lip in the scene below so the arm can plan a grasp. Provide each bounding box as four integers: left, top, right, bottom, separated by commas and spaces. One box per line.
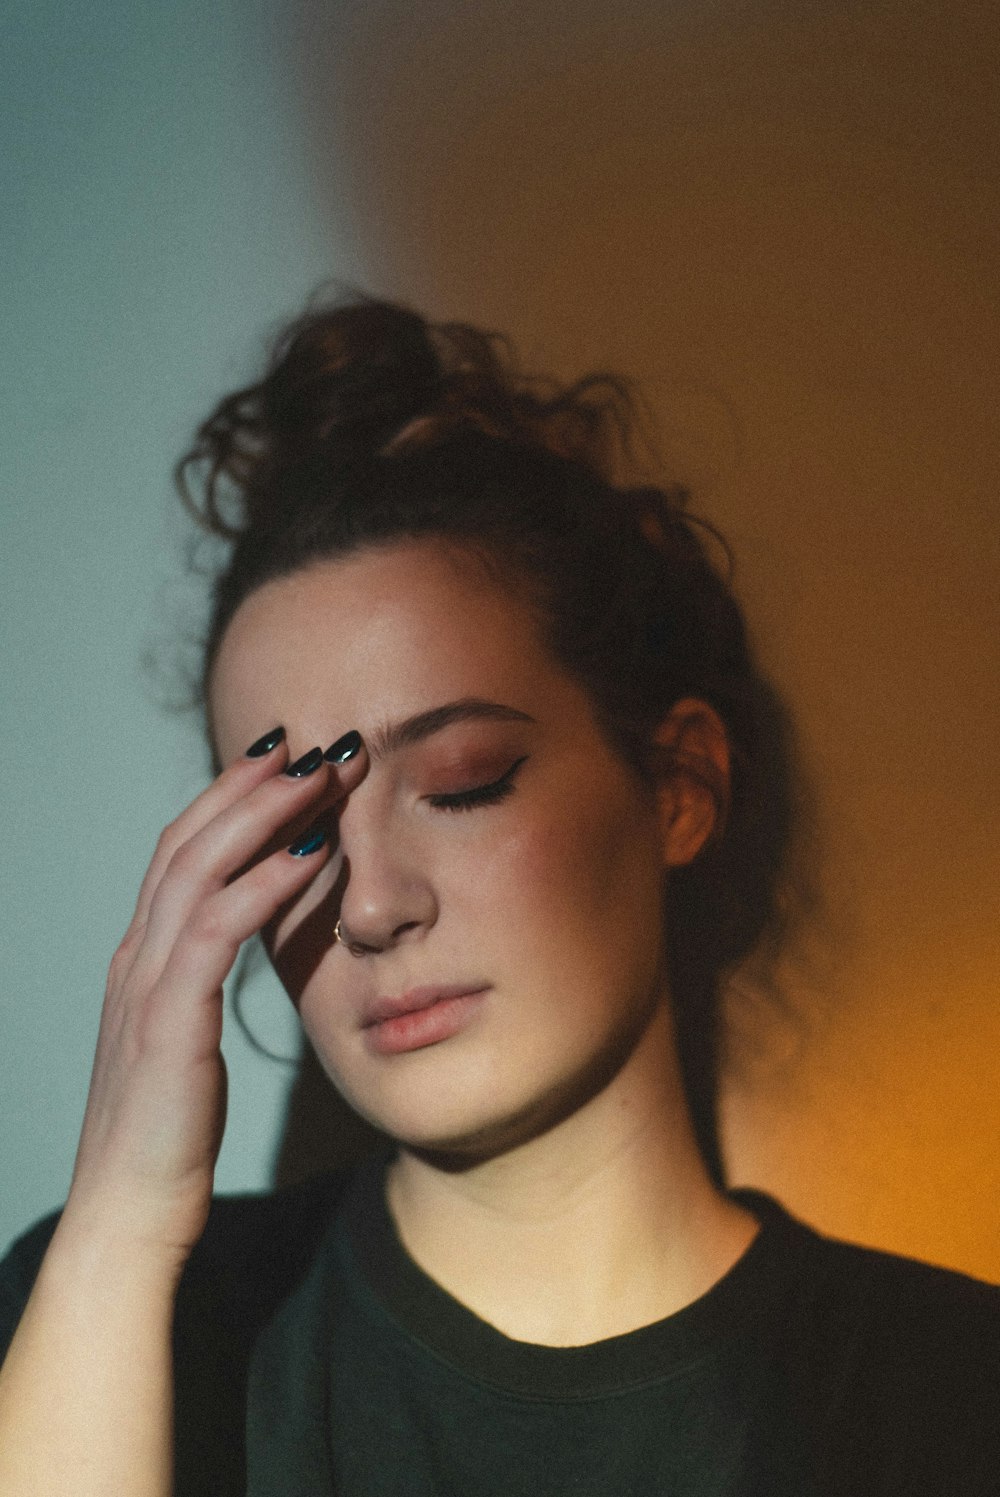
361, 984, 490, 1027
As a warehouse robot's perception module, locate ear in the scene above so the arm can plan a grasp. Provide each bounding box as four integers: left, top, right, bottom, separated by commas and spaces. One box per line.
650, 697, 731, 868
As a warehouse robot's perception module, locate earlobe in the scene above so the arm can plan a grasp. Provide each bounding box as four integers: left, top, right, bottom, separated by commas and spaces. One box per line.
652, 698, 731, 868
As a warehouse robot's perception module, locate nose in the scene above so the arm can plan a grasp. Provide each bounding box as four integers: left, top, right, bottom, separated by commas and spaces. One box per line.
334, 812, 438, 957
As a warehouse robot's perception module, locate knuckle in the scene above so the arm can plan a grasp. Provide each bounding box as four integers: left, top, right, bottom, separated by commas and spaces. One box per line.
111, 914, 149, 961
154, 819, 183, 860
166, 837, 203, 881
108, 932, 138, 983
185, 900, 230, 948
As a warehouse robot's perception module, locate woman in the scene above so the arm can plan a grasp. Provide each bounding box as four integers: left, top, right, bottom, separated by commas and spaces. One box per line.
1, 298, 997, 1495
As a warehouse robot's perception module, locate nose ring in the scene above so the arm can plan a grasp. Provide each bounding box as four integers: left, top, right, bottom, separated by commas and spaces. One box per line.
334, 918, 344, 945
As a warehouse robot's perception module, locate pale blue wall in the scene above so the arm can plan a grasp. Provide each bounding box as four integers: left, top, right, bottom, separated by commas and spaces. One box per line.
0, 0, 364, 1250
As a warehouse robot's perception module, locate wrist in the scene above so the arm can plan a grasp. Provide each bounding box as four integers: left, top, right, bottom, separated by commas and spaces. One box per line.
45, 1209, 191, 1309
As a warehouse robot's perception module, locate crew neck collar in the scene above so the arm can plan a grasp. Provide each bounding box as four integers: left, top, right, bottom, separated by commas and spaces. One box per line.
337, 1157, 819, 1401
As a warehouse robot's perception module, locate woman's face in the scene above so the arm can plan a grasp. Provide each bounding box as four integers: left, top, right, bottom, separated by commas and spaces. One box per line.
210, 540, 687, 1158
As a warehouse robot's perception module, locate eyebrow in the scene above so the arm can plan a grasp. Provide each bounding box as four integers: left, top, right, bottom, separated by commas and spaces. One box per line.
367, 698, 536, 761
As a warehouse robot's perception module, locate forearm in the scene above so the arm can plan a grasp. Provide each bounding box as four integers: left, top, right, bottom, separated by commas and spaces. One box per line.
0, 1223, 180, 1497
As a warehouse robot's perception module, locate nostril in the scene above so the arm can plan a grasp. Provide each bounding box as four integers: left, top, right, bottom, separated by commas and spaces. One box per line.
392, 921, 423, 940
335, 915, 382, 957
346, 937, 380, 958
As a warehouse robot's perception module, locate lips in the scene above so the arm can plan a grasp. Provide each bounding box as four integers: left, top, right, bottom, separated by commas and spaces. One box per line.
361, 984, 490, 1056
362, 983, 489, 1028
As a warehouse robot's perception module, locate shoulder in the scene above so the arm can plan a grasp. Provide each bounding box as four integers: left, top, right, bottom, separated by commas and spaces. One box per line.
197, 1169, 345, 1245
741, 1187, 1000, 1317
739, 1192, 1000, 1492
180, 1168, 349, 1314
773, 1195, 1000, 1357
0, 1210, 63, 1361
0, 1169, 352, 1363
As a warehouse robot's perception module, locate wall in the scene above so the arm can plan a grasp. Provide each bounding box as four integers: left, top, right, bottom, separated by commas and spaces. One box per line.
3, 0, 997, 1279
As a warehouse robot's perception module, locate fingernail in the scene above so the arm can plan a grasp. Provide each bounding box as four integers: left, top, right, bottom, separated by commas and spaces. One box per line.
284, 747, 324, 778
324, 730, 363, 765
246, 725, 285, 758
288, 823, 328, 857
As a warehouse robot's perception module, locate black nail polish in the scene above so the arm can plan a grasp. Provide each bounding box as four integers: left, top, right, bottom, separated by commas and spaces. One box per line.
245, 725, 285, 758
324, 730, 363, 765
288, 824, 328, 857
283, 747, 324, 778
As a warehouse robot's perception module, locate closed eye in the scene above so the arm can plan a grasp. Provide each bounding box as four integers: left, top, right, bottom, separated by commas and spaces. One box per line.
428, 756, 529, 813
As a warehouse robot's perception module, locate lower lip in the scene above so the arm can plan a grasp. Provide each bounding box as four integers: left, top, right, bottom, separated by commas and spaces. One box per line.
364, 990, 488, 1056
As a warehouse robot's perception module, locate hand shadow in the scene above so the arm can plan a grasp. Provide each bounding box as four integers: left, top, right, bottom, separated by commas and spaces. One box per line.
267, 852, 390, 1190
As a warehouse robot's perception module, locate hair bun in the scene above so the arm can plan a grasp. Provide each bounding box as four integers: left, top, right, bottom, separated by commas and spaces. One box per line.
261, 297, 443, 459
180, 293, 661, 539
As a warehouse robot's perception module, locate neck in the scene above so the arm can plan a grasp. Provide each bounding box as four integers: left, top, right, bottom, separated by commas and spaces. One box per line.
385, 1006, 757, 1347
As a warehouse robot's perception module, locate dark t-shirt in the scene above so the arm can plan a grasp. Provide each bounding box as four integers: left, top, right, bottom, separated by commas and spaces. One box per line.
2, 1162, 999, 1495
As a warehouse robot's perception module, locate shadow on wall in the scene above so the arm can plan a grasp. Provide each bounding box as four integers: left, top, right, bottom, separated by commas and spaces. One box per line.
265, 0, 1000, 1278
274, 1043, 386, 1190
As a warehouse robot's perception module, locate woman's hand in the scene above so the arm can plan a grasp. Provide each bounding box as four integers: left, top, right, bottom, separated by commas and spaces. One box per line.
0, 728, 368, 1497
58, 727, 367, 1273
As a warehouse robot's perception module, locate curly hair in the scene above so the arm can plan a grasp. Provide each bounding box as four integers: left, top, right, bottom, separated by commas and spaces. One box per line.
177, 294, 805, 1187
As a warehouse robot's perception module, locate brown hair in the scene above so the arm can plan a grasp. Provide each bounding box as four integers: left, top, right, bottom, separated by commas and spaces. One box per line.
178, 294, 805, 1186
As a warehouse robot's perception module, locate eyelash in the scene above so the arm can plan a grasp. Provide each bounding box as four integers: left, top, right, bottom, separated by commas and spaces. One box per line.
427, 756, 529, 813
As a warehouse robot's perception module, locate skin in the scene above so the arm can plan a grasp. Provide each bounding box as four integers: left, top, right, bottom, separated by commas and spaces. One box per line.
0, 536, 755, 1494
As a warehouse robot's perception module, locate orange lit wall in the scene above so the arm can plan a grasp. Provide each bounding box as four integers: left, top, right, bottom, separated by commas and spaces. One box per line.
285, 0, 999, 1279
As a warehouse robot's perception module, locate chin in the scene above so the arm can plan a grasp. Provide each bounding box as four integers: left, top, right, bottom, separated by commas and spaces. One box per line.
339, 1090, 534, 1168
393, 1105, 557, 1171
350, 1040, 643, 1171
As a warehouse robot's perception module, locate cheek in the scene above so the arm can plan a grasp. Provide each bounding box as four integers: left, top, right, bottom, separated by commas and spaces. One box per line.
562, 799, 662, 941
461, 780, 662, 951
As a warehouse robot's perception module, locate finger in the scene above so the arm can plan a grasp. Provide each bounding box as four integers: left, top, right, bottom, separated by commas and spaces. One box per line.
129, 730, 367, 944
142, 833, 334, 1052
134, 738, 368, 981
227, 732, 368, 883
135, 755, 328, 975
129, 728, 293, 935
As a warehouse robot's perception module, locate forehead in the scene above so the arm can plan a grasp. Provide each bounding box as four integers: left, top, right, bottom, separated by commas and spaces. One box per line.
209, 540, 577, 762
